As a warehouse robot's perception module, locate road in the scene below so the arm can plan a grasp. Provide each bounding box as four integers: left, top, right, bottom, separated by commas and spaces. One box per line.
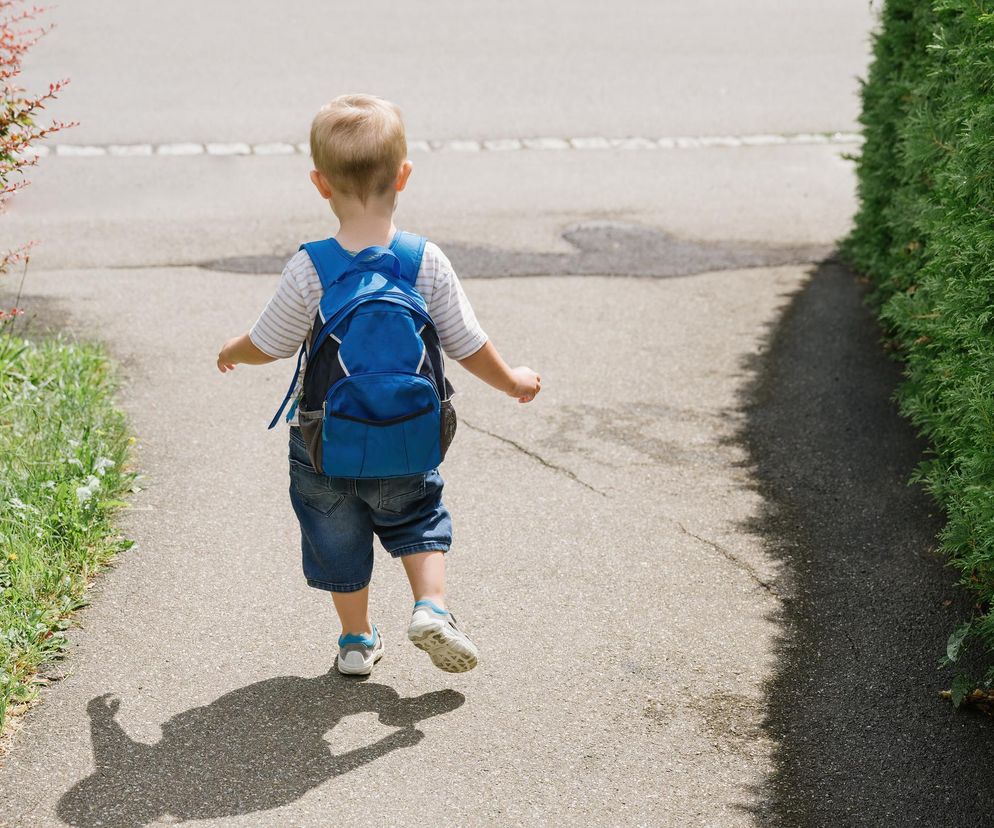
0, 2, 881, 826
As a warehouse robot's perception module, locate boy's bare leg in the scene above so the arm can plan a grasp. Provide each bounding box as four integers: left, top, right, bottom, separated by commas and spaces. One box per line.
403, 550, 477, 672
331, 587, 373, 636
401, 550, 446, 607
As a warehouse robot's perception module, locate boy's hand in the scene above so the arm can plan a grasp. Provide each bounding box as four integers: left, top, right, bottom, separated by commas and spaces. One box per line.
457, 342, 541, 403
507, 366, 541, 403
217, 337, 240, 373
216, 333, 278, 373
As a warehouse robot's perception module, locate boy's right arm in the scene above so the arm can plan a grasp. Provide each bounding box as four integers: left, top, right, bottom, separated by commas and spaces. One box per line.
458, 341, 541, 403
216, 333, 278, 372
216, 256, 313, 373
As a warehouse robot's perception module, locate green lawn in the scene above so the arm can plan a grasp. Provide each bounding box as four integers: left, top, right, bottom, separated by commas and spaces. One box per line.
0, 333, 133, 734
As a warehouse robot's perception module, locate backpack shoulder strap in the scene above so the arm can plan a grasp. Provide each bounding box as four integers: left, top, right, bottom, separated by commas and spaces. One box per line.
266, 240, 349, 431
299, 238, 353, 291
391, 231, 427, 286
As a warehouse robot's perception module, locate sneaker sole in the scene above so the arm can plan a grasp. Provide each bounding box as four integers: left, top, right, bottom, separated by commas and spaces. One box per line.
336, 646, 384, 676
407, 624, 478, 673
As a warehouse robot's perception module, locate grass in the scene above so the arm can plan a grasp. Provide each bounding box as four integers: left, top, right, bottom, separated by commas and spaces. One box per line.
0, 330, 134, 735
843, 0, 994, 698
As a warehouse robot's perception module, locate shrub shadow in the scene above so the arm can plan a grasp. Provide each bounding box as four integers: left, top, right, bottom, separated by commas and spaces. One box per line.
58, 672, 464, 827
739, 259, 994, 826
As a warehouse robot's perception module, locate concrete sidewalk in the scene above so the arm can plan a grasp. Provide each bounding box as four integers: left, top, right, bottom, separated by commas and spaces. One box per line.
3, 262, 798, 825
0, 0, 877, 823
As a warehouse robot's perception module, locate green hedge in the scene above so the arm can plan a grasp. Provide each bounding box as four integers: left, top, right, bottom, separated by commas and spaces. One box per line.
844, 0, 994, 695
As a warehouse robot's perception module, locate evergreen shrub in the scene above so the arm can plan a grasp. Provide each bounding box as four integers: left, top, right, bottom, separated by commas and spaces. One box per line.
844, 0, 994, 696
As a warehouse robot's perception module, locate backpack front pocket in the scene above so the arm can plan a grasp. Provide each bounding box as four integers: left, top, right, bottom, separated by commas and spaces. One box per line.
322, 373, 442, 478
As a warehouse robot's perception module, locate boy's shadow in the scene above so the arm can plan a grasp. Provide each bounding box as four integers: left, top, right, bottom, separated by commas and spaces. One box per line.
57, 671, 464, 827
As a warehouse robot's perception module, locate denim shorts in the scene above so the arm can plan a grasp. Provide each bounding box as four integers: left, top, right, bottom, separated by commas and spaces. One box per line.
288, 427, 452, 593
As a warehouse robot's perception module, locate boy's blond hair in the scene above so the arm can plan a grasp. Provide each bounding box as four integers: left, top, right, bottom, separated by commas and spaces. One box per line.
310, 94, 407, 203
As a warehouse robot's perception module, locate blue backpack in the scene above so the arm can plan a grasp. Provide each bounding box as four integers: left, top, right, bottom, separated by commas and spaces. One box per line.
269, 231, 456, 478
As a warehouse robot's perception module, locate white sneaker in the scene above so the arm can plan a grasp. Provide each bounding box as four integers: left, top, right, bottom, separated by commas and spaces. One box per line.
407, 600, 478, 673
336, 625, 384, 676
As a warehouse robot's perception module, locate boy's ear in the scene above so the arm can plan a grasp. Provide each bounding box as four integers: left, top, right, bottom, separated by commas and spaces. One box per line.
395, 160, 413, 193
310, 169, 333, 199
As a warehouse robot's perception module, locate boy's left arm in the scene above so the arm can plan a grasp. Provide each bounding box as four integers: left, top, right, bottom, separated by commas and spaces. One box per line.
217, 334, 279, 373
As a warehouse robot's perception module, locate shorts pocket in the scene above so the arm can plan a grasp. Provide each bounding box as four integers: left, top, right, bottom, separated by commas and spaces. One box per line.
378, 474, 426, 514
289, 459, 345, 516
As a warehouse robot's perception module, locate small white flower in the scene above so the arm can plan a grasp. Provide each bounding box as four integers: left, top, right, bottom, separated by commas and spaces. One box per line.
8, 497, 27, 511
93, 457, 115, 476
75, 475, 101, 504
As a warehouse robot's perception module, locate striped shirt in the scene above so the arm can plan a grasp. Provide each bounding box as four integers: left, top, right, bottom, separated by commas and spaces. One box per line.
250, 241, 487, 421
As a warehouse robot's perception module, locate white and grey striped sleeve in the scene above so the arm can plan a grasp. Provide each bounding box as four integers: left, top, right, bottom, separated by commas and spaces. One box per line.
418, 242, 488, 360
249, 252, 318, 359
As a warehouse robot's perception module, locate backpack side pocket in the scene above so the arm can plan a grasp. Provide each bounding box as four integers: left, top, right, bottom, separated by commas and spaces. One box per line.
440, 378, 457, 461
298, 407, 325, 473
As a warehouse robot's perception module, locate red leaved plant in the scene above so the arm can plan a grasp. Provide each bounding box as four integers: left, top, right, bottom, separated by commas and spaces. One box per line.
0, 0, 73, 321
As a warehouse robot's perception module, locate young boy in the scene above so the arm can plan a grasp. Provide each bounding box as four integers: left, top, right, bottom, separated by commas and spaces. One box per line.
216, 94, 541, 676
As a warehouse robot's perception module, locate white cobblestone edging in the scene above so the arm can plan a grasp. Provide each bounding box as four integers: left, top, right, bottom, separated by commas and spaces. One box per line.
31, 131, 862, 160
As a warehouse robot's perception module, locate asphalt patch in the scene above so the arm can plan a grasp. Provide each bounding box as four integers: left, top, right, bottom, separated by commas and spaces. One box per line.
741, 260, 994, 827
200, 221, 828, 278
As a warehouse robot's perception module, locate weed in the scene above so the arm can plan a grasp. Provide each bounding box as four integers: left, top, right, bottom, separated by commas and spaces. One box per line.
0, 334, 132, 734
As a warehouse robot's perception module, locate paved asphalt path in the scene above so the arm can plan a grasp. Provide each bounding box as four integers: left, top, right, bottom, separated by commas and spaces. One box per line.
4, 263, 798, 827
743, 262, 994, 826
0, 2, 941, 826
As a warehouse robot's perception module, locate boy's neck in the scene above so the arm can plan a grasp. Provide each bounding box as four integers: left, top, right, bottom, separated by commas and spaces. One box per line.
333, 210, 398, 253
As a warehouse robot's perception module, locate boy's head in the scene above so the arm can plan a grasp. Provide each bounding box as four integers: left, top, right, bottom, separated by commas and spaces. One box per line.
309, 94, 410, 209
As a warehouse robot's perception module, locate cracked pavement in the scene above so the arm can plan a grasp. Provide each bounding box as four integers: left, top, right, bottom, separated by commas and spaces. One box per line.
459, 419, 608, 497
2, 262, 798, 827
0, 1, 876, 826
